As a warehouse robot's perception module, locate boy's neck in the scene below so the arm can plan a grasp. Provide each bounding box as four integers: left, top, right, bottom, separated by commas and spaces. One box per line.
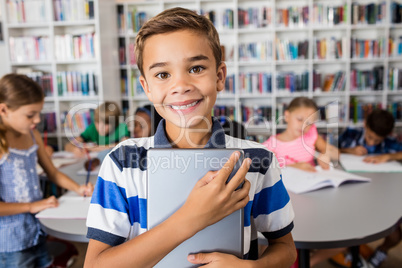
165, 117, 213, 148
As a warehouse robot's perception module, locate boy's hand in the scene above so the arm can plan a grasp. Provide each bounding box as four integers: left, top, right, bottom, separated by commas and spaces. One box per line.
29, 196, 59, 214
291, 162, 316, 172
72, 146, 86, 158
350, 146, 368, 156
363, 154, 390, 164
179, 152, 251, 235
187, 252, 243, 267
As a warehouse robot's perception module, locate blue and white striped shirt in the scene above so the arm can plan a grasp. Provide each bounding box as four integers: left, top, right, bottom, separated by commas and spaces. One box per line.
87, 118, 294, 259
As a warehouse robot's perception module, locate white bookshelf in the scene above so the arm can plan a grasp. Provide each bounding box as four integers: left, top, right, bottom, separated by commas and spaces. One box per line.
116, 0, 402, 142
1, 0, 120, 150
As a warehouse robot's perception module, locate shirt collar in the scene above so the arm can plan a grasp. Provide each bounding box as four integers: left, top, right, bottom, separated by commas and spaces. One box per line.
153, 117, 226, 149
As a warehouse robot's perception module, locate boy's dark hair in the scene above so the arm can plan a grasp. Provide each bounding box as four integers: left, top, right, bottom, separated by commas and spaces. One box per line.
366, 109, 395, 137
135, 7, 222, 77
94, 101, 121, 125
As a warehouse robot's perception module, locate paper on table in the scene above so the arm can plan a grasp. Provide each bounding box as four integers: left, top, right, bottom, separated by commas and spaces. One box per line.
340, 153, 402, 173
281, 166, 371, 194
36, 158, 79, 175
35, 195, 91, 219
76, 166, 100, 176
52, 151, 98, 159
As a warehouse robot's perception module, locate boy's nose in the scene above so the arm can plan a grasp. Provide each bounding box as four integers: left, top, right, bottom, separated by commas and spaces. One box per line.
170, 76, 194, 95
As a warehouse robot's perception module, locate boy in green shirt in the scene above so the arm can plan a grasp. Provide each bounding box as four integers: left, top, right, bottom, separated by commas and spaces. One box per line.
65, 101, 130, 157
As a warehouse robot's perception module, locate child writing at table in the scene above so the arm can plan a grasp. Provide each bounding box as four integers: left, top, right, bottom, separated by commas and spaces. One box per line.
0, 73, 93, 267
339, 109, 402, 163
65, 101, 130, 157
338, 109, 402, 268
84, 7, 296, 267
262, 97, 339, 172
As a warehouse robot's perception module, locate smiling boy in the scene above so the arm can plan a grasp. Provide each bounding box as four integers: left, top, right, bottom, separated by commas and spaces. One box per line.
84, 8, 296, 268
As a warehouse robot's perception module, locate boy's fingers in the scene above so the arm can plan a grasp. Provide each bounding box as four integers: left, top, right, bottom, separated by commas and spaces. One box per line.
225, 158, 251, 192
214, 151, 240, 183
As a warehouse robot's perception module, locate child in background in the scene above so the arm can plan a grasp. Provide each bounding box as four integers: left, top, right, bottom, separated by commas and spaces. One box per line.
65, 101, 130, 157
262, 97, 339, 172
0, 73, 93, 267
132, 104, 162, 138
84, 7, 296, 267
339, 109, 402, 163
338, 109, 402, 268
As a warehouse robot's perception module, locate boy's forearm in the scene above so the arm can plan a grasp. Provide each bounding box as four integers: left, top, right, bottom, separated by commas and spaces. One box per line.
388, 152, 402, 161
86, 209, 198, 268
251, 234, 297, 268
340, 147, 352, 154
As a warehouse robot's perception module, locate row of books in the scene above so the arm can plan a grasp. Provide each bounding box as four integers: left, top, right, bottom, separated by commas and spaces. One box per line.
202, 9, 234, 30
118, 6, 148, 33
9, 36, 50, 63
53, 0, 94, 22
388, 36, 402, 57
276, 71, 309, 93
312, 4, 347, 26
313, 71, 346, 92
350, 37, 386, 59
120, 72, 143, 97
26, 72, 53, 97
275, 6, 309, 28
349, 100, 382, 123
224, 74, 235, 94
56, 71, 98, 97
391, 2, 402, 23
118, 38, 126, 65
213, 106, 236, 123
388, 67, 402, 91
239, 72, 272, 94
242, 105, 271, 126
387, 102, 402, 120
6, 0, 47, 23
238, 7, 271, 29
54, 33, 96, 61
275, 39, 309, 61
313, 37, 347, 60
37, 112, 57, 133
62, 109, 93, 136
351, 2, 386, 25
350, 66, 384, 91
238, 41, 272, 61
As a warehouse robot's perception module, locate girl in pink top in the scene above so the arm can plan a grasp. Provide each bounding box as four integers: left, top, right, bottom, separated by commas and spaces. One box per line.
263, 97, 339, 172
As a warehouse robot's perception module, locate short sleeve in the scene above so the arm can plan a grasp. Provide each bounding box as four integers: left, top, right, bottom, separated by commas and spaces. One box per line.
86, 150, 131, 246
252, 155, 294, 238
261, 136, 275, 152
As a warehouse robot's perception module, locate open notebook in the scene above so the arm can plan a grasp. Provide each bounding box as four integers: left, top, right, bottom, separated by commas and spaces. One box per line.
35, 195, 90, 219
282, 166, 371, 194
340, 153, 402, 173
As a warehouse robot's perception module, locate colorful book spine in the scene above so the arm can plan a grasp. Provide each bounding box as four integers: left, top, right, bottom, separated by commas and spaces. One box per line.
276, 5, 309, 28
26, 72, 54, 97
54, 33, 96, 61
350, 66, 384, 91
276, 71, 309, 93
9, 36, 50, 62
313, 70, 346, 92
238, 72, 272, 94
275, 38, 309, 61
53, 0, 94, 22
238, 41, 272, 61
351, 2, 386, 25
238, 7, 271, 28
6, 0, 47, 23
312, 4, 347, 25
241, 105, 271, 125
57, 71, 97, 96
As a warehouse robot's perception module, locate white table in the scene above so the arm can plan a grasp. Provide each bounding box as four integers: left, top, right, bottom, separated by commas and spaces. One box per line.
39, 160, 96, 243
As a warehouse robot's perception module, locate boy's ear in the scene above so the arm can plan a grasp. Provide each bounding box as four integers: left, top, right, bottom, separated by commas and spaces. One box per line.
139, 76, 153, 102
216, 62, 227, 92
0, 103, 9, 117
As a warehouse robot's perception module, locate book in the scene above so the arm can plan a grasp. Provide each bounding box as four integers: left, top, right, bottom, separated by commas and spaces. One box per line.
281, 166, 371, 194
340, 154, 402, 173
35, 195, 90, 219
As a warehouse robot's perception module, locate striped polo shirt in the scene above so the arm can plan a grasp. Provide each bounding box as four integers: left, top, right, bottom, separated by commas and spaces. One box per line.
87, 118, 294, 259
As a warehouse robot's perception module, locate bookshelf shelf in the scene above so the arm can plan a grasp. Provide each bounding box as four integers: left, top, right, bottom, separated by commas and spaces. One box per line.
116, 0, 402, 143
1, 0, 119, 150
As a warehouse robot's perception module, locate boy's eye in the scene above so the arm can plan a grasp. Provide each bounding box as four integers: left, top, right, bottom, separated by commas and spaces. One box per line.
190, 66, 204, 74
156, 72, 170, 79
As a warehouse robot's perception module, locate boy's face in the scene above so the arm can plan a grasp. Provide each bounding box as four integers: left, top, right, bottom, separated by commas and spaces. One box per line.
364, 126, 385, 146
95, 121, 111, 136
139, 30, 226, 130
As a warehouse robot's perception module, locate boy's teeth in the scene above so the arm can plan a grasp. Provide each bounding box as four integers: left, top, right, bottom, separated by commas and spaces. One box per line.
171, 100, 198, 110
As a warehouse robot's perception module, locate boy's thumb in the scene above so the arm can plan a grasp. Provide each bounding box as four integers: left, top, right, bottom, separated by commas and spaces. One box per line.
187, 253, 212, 264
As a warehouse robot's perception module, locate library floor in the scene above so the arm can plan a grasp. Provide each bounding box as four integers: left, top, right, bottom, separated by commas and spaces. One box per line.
68, 239, 402, 268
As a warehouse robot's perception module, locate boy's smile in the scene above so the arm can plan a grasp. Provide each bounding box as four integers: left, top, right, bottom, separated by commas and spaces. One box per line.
139, 29, 226, 139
